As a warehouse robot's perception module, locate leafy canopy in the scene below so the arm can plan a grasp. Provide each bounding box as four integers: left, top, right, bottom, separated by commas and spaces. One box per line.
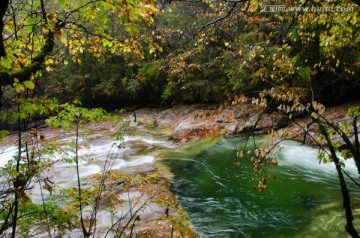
0, 0, 160, 88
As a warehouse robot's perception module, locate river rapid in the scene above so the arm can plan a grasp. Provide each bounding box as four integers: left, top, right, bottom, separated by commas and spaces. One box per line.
0, 128, 195, 237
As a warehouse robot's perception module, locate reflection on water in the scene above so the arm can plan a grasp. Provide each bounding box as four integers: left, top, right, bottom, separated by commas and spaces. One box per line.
163, 135, 360, 237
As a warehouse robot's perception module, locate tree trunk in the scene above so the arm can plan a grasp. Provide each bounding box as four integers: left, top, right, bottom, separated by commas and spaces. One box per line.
319, 123, 360, 238
0, 0, 9, 57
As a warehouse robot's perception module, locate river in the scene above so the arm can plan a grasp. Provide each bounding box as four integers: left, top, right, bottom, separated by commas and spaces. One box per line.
163, 135, 360, 238
1, 131, 360, 237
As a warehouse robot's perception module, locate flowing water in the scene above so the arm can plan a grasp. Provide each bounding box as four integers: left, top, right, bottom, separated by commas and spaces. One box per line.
163, 135, 360, 238
1, 131, 360, 237
0, 131, 174, 202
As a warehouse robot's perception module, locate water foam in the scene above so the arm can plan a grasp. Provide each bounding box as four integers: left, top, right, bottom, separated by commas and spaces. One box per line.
278, 140, 358, 175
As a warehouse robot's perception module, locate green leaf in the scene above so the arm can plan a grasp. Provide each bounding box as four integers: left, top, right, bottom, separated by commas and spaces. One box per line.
59, 0, 66, 6
0, 130, 8, 142
2, 112, 8, 121
23, 81, 35, 90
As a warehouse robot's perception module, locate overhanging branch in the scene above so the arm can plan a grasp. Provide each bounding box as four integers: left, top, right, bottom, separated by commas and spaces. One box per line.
0, 0, 59, 87
0, 30, 54, 86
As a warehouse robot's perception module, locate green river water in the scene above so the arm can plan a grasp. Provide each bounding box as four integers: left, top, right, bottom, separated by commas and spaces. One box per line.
162, 135, 360, 238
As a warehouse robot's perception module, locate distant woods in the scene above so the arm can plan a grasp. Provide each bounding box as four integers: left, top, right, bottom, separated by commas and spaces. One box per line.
37, 0, 359, 109
1, 0, 359, 110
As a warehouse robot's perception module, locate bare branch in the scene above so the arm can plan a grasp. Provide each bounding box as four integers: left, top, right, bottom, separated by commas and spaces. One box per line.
195, 0, 249, 30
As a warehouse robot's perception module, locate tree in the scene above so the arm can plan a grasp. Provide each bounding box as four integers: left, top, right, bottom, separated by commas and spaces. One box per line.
235, 89, 360, 237
0, 0, 160, 236
157, 0, 359, 103
0, 0, 159, 93
170, 0, 359, 236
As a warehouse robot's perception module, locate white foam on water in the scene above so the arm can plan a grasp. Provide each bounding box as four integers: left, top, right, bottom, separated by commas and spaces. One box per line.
46, 138, 155, 181
0, 145, 17, 167
78, 164, 102, 178
112, 155, 155, 169
57, 136, 84, 143
48, 163, 102, 185
278, 140, 358, 175
123, 135, 173, 147
0, 133, 167, 208
0, 135, 160, 173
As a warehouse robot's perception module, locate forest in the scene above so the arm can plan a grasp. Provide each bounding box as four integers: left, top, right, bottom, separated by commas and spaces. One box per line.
0, 0, 360, 237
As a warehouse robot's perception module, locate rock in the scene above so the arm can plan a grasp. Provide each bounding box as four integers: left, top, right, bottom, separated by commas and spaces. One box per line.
234, 107, 241, 119
119, 104, 290, 142
234, 106, 251, 119
216, 109, 233, 123
276, 117, 289, 128
175, 120, 191, 132
241, 113, 261, 132
223, 122, 239, 134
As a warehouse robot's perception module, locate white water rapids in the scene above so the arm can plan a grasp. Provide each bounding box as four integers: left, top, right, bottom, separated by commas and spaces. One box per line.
0, 133, 173, 203
278, 140, 358, 175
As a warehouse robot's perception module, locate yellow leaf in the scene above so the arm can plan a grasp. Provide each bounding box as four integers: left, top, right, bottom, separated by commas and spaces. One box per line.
46, 58, 54, 65
233, 161, 241, 166
311, 112, 318, 119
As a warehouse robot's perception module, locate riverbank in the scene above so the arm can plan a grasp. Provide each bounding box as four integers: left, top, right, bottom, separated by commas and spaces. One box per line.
119, 101, 359, 145
282, 101, 360, 146
118, 103, 287, 143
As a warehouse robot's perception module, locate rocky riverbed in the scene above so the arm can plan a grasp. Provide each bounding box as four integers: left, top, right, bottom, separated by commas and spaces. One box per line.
120, 103, 288, 143
121, 101, 360, 145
